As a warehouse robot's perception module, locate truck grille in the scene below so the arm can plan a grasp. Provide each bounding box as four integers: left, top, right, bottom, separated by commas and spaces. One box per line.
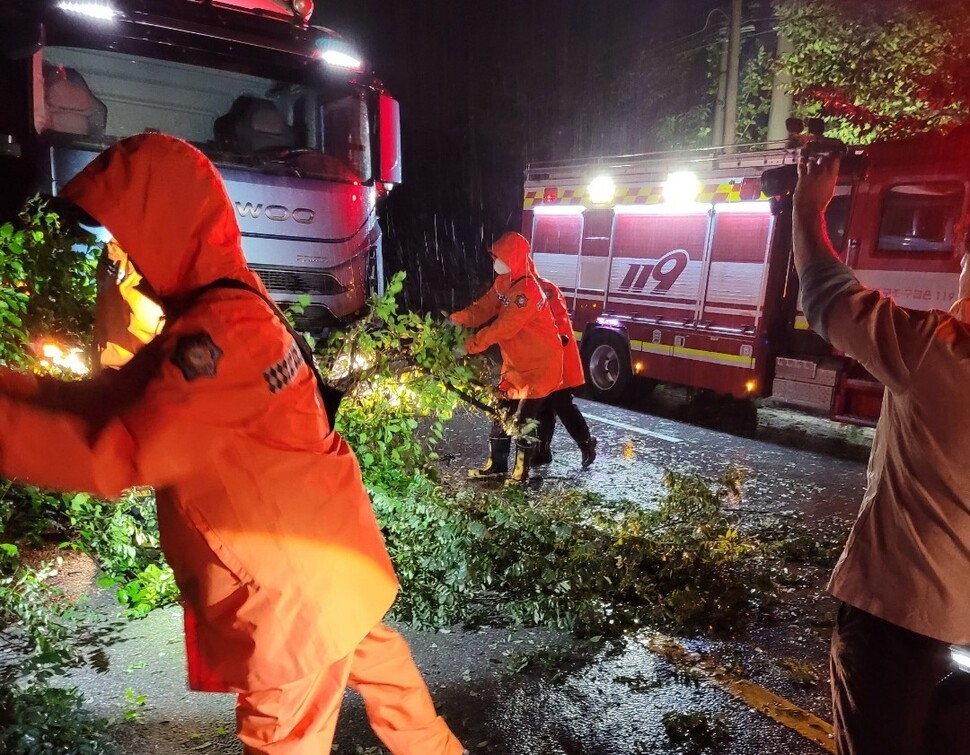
250, 266, 348, 296
293, 305, 333, 333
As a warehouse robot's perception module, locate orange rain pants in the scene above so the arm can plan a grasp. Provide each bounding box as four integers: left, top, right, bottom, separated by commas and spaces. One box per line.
237, 623, 463, 755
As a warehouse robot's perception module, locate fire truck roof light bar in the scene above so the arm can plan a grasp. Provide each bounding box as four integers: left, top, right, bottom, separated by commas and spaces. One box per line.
713, 201, 773, 214
56, 1, 117, 20
662, 170, 701, 205
587, 175, 617, 204
613, 203, 711, 216
533, 205, 586, 216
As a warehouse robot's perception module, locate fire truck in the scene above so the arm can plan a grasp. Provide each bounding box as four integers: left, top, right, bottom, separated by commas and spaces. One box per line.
522, 127, 969, 425
0, 0, 402, 333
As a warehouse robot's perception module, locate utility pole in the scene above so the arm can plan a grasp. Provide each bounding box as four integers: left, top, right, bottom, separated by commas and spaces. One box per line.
766, 30, 794, 142
723, 0, 742, 150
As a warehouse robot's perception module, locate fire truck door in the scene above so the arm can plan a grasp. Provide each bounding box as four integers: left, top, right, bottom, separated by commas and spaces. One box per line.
696, 203, 774, 333
849, 179, 964, 312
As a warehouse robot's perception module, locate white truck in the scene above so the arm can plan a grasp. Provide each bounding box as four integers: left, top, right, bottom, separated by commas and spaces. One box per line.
0, 0, 402, 333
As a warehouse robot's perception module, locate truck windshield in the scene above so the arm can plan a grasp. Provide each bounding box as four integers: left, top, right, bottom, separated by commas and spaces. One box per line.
39, 45, 371, 183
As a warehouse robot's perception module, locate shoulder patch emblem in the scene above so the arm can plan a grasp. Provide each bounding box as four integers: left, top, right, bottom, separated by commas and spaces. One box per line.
172, 333, 223, 381
515, 293, 528, 308
497, 292, 511, 306
264, 341, 303, 394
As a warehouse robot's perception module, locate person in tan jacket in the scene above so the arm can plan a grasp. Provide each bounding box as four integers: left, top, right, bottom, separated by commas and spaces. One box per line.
450, 232, 563, 483
0, 134, 464, 755
795, 151, 970, 755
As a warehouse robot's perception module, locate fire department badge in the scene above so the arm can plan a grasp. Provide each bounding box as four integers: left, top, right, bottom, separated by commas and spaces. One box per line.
514, 293, 528, 308
172, 332, 223, 381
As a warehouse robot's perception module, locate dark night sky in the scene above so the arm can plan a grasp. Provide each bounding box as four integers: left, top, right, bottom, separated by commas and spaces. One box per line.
317, 1, 765, 310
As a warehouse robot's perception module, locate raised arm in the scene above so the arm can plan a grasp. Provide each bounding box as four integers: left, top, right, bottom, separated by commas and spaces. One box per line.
793, 156, 936, 394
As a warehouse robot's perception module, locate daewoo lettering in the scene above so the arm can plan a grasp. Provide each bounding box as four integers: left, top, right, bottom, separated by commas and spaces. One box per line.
234, 202, 316, 224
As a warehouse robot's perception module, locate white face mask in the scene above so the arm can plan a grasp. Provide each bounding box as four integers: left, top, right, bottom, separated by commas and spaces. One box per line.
493, 258, 511, 275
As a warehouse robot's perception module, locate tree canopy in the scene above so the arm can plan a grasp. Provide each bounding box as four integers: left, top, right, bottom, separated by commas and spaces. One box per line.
776, 0, 969, 142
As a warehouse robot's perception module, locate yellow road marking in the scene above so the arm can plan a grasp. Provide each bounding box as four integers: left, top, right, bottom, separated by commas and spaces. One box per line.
644, 633, 835, 753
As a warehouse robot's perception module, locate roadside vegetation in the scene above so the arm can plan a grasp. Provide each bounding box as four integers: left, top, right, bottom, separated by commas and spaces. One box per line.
0, 203, 845, 752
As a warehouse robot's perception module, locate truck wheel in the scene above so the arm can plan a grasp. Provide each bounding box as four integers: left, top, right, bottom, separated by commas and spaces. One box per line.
584, 331, 633, 404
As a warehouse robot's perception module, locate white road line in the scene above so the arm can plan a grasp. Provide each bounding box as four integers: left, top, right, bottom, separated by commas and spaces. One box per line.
584, 413, 683, 443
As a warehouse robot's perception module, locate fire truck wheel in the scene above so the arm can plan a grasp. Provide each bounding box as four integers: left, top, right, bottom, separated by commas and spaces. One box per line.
583, 331, 633, 404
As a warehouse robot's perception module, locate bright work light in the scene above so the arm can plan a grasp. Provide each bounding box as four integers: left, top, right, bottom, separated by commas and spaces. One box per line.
663, 171, 701, 204
56, 1, 117, 20
587, 175, 616, 205
951, 645, 970, 673
316, 39, 363, 70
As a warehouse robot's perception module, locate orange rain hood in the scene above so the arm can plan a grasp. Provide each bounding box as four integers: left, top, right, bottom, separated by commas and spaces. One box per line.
490, 231, 531, 279
62, 133, 266, 301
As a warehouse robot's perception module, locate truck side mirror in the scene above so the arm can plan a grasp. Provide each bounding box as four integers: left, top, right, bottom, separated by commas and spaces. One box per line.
376, 93, 401, 185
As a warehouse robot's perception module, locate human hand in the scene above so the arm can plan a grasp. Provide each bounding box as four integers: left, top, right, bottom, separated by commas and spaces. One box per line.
449, 311, 468, 327
464, 335, 484, 356
793, 154, 840, 218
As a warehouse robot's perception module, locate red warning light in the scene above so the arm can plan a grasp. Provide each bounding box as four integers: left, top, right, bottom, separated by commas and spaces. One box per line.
739, 177, 762, 201
543, 187, 558, 203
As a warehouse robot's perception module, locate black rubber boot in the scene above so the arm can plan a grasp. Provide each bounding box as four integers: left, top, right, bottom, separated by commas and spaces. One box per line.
535, 410, 555, 465
467, 436, 511, 479
534, 442, 553, 466
580, 437, 598, 469
506, 441, 534, 485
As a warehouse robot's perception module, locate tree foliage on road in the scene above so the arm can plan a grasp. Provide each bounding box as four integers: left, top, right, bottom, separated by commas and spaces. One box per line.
775, 0, 970, 142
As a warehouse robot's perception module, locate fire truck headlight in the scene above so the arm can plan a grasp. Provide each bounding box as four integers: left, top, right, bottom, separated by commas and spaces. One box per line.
56, 1, 117, 21
663, 171, 701, 205
587, 176, 616, 205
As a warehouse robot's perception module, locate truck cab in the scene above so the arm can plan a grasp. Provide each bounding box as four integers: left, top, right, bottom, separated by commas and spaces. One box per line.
0, 0, 403, 333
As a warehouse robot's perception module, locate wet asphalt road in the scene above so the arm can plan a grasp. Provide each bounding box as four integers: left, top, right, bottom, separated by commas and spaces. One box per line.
71, 394, 870, 754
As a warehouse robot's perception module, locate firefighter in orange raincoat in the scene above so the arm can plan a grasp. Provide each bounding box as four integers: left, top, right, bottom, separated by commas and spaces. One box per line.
0, 134, 464, 755
449, 232, 563, 483
529, 260, 597, 469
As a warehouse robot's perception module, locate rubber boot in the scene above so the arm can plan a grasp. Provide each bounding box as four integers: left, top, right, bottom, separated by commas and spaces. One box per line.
467, 436, 511, 479
535, 411, 555, 465
505, 441, 534, 485
580, 436, 598, 469
534, 441, 553, 466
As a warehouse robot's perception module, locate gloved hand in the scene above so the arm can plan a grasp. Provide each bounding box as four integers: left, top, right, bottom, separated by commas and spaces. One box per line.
449, 310, 469, 327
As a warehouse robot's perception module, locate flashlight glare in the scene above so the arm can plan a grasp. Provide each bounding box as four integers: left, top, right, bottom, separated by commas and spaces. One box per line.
951, 645, 970, 672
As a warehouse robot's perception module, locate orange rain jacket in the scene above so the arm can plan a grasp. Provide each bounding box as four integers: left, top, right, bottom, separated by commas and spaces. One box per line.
0, 134, 398, 692
535, 272, 585, 390
451, 232, 562, 400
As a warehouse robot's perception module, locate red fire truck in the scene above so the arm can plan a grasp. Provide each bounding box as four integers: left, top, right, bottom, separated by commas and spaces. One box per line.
522, 127, 969, 425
